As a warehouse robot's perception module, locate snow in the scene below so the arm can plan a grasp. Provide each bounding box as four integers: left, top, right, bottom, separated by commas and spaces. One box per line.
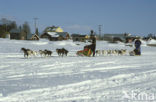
0, 38, 156, 102
147, 39, 156, 44
47, 32, 59, 37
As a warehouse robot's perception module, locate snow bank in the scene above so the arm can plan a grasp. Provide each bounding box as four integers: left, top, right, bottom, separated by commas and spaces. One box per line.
52, 40, 76, 46
140, 39, 147, 46
147, 39, 156, 44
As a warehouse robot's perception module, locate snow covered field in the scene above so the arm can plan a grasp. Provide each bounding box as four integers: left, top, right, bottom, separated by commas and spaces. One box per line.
0, 38, 156, 102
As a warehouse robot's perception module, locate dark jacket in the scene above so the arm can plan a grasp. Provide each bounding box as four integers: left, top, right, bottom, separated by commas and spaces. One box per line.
92, 37, 96, 45
135, 39, 141, 49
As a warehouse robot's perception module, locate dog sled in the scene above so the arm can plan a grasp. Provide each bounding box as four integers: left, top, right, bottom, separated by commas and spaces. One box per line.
76, 48, 92, 57
129, 49, 141, 56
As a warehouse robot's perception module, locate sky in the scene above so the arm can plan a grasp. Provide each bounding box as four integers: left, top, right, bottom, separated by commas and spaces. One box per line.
0, 0, 156, 36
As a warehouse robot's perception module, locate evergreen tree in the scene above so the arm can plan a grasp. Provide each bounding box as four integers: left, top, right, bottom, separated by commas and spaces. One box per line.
22, 22, 31, 40
35, 28, 39, 36
10, 21, 17, 29
22, 22, 31, 34
0, 25, 6, 38
0, 18, 17, 38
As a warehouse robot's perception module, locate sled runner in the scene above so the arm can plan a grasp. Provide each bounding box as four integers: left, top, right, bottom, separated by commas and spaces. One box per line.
129, 49, 141, 56
129, 51, 135, 56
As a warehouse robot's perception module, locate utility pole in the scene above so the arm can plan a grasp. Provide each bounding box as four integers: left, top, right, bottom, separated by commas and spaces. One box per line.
98, 25, 102, 40
33, 17, 38, 34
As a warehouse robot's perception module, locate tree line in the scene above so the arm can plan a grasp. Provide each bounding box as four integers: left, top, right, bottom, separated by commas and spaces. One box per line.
0, 18, 31, 39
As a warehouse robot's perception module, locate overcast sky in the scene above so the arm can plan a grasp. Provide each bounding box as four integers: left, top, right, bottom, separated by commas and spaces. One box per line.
0, 0, 156, 36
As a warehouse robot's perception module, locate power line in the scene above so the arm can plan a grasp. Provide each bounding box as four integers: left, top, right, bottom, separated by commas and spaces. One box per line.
33, 17, 38, 31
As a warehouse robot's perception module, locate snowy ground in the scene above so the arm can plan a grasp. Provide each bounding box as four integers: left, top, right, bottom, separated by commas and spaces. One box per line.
0, 38, 156, 102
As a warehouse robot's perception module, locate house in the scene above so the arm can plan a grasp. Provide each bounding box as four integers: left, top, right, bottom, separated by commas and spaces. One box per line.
27, 34, 40, 40
41, 25, 70, 41
40, 32, 58, 41
103, 33, 132, 43
71, 34, 89, 42
0, 33, 10, 39
57, 32, 70, 40
10, 29, 21, 40
5, 33, 10, 39
40, 32, 70, 41
44, 26, 64, 32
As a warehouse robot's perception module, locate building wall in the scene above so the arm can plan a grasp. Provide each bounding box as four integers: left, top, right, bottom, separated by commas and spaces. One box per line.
10, 33, 21, 40
72, 37, 86, 42
30, 35, 39, 40
103, 34, 129, 42
21, 36, 25, 40
40, 34, 51, 40
5, 34, 10, 39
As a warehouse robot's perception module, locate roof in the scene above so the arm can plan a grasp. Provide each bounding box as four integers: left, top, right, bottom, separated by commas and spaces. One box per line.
57, 32, 69, 38
47, 32, 59, 37
45, 26, 64, 32
27, 34, 39, 39
46, 32, 69, 38
41, 32, 69, 38
47, 26, 57, 32
71, 34, 87, 37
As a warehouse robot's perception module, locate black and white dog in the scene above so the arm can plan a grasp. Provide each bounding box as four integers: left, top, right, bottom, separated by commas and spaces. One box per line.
21, 48, 37, 58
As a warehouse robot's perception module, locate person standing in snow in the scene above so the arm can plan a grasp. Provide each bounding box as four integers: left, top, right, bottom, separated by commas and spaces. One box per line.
82, 30, 96, 57
134, 38, 142, 55
90, 30, 96, 57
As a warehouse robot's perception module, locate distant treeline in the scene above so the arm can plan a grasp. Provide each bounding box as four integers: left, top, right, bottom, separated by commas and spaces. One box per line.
0, 18, 31, 39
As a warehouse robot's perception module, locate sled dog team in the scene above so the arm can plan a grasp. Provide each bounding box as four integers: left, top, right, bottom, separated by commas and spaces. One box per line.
21, 47, 68, 58
21, 47, 128, 58
95, 49, 127, 56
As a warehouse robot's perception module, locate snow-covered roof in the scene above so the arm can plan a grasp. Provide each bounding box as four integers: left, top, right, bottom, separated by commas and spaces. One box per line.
47, 32, 59, 37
